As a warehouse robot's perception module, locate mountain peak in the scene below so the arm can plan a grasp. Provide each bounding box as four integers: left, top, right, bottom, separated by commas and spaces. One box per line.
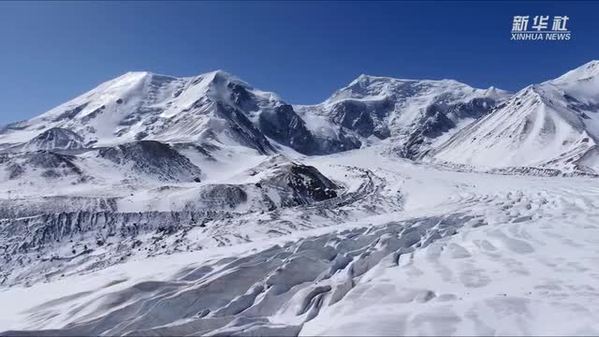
112, 70, 238, 87
123, 70, 153, 77
114, 71, 165, 83
350, 74, 424, 86
205, 69, 234, 78
552, 60, 599, 84
188, 69, 249, 92
328, 73, 496, 106
352, 73, 395, 82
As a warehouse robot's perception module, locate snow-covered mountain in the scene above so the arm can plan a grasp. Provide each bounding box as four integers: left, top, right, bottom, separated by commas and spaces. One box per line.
3, 61, 599, 336
432, 60, 599, 174
0, 70, 360, 156
1, 69, 508, 160
297, 75, 508, 158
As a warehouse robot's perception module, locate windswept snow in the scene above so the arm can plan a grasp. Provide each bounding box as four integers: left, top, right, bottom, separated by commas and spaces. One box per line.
432, 60, 599, 174
295, 74, 509, 158
2, 147, 599, 335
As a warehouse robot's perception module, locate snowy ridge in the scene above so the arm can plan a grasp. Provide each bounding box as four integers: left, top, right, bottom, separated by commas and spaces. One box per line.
296, 74, 509, 157
0, 70, 359, 156
432, 60, 599, 174
20, 128, 86, 152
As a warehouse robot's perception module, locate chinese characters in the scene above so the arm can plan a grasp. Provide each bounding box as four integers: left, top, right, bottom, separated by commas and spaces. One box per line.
511, 15, 571, 41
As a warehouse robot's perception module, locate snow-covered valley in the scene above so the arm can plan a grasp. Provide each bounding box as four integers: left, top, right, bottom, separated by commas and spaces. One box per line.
2, 148, 599, 335
1, 61, 599, 335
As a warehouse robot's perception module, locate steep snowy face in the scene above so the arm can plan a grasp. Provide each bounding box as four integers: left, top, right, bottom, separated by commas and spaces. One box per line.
97, 141, 204, 183
0, 71, 278, 153
432, 61, 599, 173
0, 70, 361, 156
298, 75, 508, 158
11, 128, 86, 152
550, 60, 599, 134
0, 70, 508, 158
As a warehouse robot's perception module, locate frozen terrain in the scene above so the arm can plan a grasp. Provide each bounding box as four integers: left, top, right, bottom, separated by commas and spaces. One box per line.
1, 61, 599, 335
2, 147, 599, 335
432, 60, 599, 174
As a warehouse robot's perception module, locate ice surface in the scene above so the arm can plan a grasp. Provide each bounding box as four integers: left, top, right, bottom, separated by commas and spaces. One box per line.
2, 147, 599, 335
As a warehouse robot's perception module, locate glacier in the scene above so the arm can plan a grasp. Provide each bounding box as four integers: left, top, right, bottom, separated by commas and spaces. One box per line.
1, 61, 599, 335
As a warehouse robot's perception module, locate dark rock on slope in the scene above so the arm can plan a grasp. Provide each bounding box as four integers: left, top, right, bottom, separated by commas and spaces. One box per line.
98, 140, 203, 182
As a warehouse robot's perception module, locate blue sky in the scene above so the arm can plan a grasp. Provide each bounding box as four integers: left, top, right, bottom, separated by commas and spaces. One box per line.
0, 1, 598, 125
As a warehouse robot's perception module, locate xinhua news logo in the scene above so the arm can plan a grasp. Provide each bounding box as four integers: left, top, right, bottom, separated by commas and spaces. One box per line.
511, 15, 571, 41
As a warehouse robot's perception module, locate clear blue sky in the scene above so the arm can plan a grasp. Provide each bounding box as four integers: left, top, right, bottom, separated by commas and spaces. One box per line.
1, 1, 598, 125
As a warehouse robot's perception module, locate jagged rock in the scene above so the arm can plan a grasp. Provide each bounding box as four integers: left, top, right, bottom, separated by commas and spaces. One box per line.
98, 140, 203, 182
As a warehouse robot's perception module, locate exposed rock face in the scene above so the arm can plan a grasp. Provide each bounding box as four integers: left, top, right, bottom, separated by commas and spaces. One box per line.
300, 75, 508, 158
25, 128, 86, 151
26, 151, 84, 178
287, 164, 338, 202
262, 162, 339, 205
212, 101, 276, 154
0, 128, 86, 154
0, 210, 215, 255
98, 141, 203, 182
1, 150, 86, 182
259, 104, 318, 154
328, 99, 393, 139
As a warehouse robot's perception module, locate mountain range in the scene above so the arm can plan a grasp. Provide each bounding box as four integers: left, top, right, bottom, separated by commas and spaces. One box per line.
432, 60, 599, 174
2, 61, 599, 336
3, 61, 599, 176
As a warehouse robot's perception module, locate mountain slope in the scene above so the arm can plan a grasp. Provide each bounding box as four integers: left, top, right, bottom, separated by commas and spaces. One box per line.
0, 71, 359, 156
431, 61, 599, 174
3, 146, 599, 336
3, 62, 599, 336
296, 75, 508, 158
0, 70, 510, 160
0, 71, 275, 153
22, 128, 86, 152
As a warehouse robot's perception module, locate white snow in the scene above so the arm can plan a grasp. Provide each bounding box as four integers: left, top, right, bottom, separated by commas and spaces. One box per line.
432, 61, 599, 173
2, 61, 599, 336
2, 146, 599, 335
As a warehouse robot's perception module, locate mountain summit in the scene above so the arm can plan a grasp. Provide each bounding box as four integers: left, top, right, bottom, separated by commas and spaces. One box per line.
0, 70, 359, 155
3, 61, 599, 336
3, 62, 599, 174
296, 74, 508, 157
0, 70, 505, 158
431, 61, 599, 173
